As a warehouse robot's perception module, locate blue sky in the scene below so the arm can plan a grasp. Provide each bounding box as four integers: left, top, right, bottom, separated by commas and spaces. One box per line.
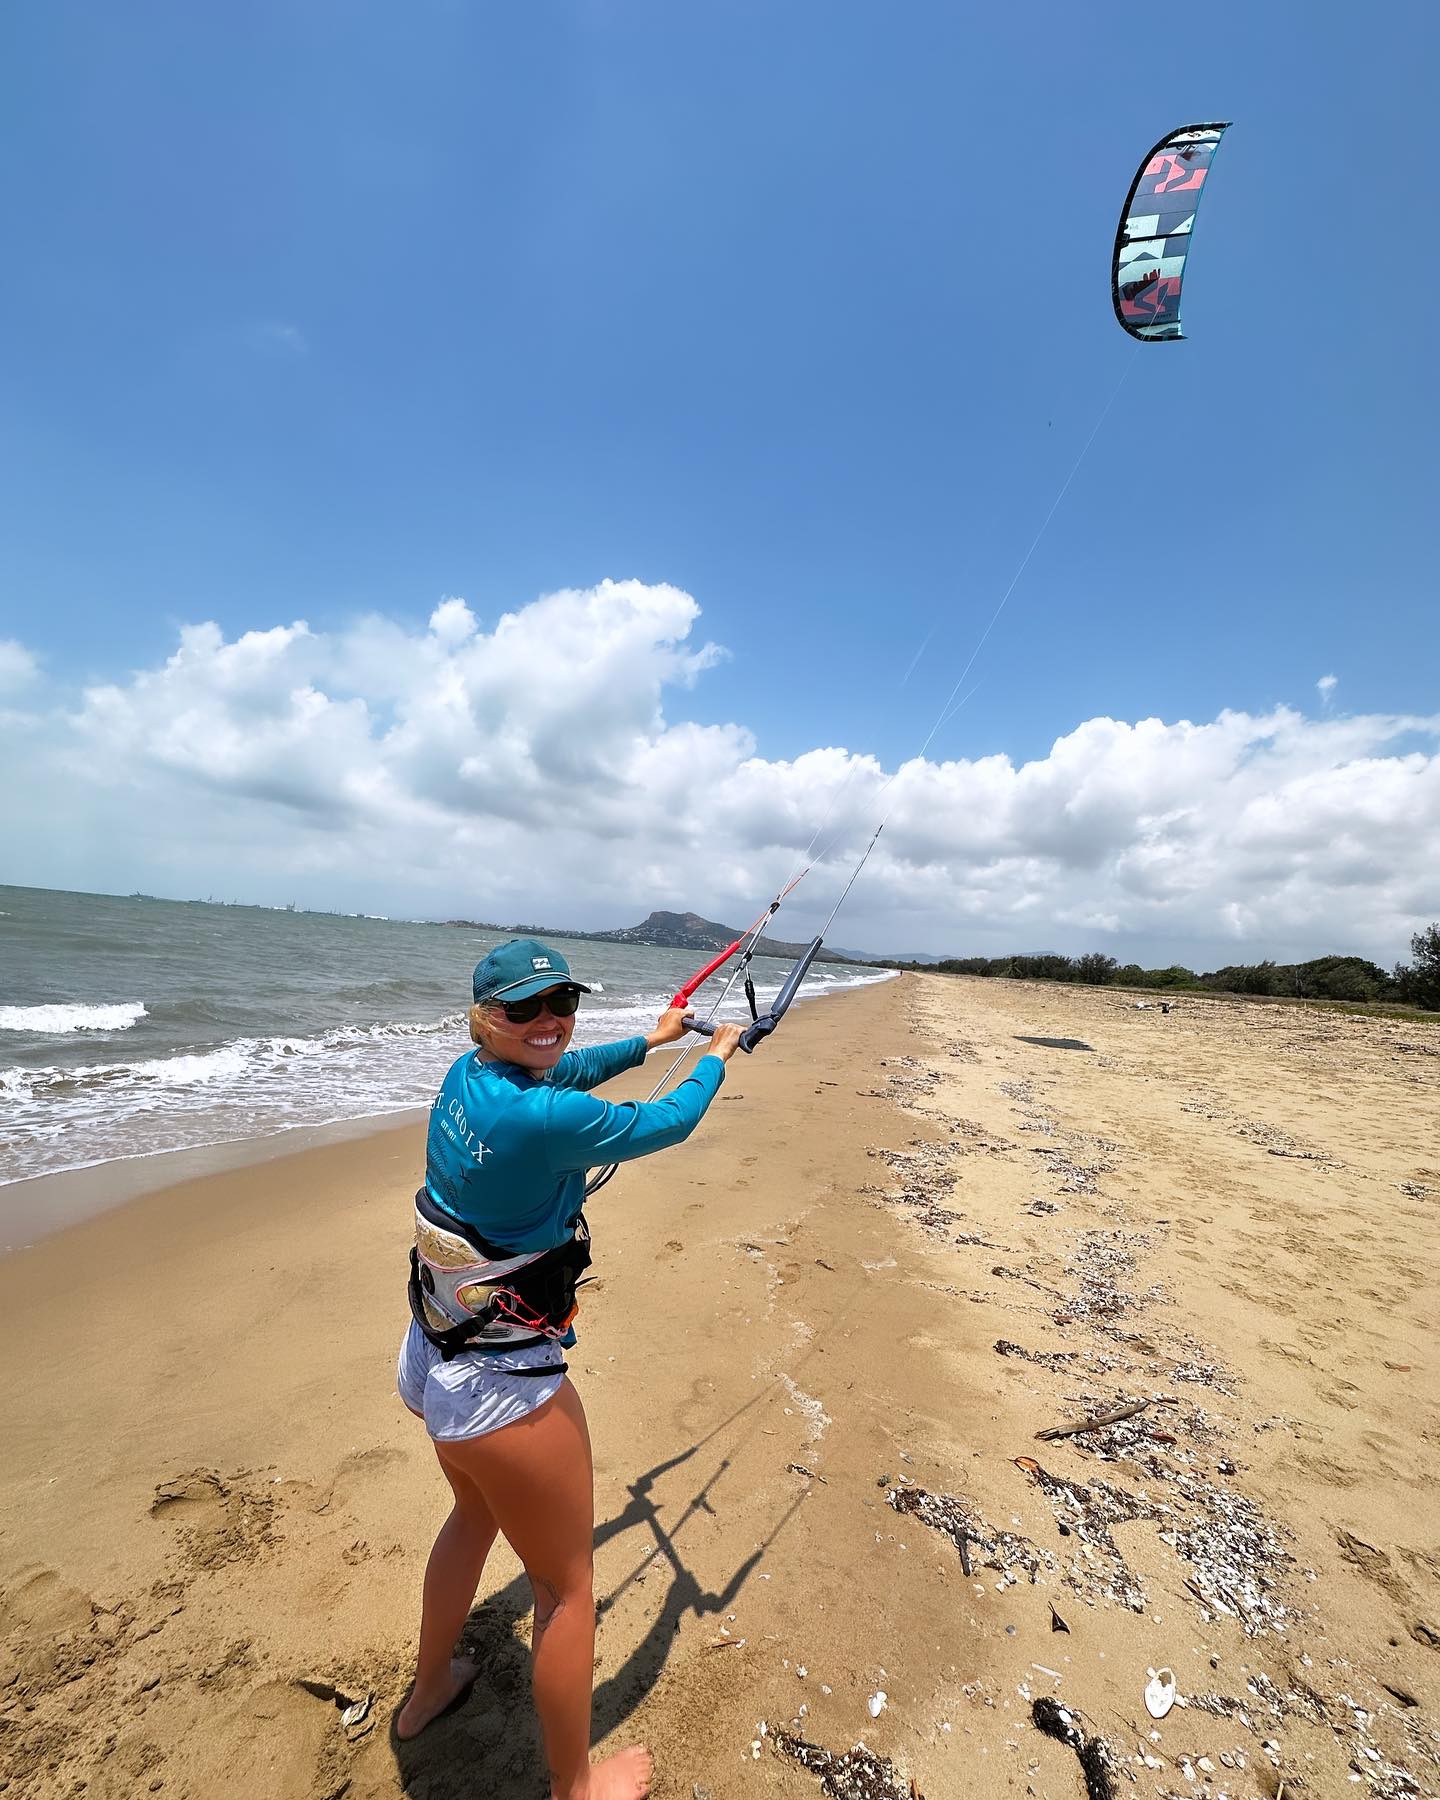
1, 2, 1436, 963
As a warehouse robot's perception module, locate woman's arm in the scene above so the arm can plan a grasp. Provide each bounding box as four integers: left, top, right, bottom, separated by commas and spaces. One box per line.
549, 1007, 695, 1092
549, 1036, 647, 1091
545, 1023, 743, 1172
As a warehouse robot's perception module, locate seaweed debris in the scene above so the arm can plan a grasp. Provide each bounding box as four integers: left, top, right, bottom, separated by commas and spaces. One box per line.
1170, 1357, 1236, 1394
1161, 1467, 1297, 1632
1050, 1393, 1227, 1474
994, 1338, 1079, 1371
1013, 1453, 1299, 1629
1030, 1697, 1118, 1800
1181, 1092, 1339, 1166
1014, 1458, 1159, 1611
876, 1058, 943, 1111
887, 1483, 1053, 1584
1057, 1229, 1168, 1325
995, 1339, 1139, 1384
865, 1140, 993, 1240
1029, 1145, 1116, 1196
768, 1726, 922, 1799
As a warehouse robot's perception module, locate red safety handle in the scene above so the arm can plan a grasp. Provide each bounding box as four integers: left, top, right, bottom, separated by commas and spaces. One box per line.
665, 876, 810, 1010
670, 937, 743, 1010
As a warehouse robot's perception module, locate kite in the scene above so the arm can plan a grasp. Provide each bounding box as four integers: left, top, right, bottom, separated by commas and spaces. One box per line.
1112, 122, 1230, 341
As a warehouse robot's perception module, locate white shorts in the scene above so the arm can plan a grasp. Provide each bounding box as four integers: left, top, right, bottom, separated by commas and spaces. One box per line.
396, 1319, 568, 1442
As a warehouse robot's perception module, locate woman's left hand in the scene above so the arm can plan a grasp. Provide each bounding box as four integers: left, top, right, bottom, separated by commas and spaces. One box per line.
645, 1006, 692, 1050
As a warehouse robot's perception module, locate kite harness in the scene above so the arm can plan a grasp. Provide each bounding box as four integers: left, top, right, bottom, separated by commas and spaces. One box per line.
408, 1186, 592, 1367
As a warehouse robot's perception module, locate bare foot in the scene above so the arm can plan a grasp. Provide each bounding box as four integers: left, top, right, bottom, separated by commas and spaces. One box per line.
395, 1656, 479, 1741
555, 1744, 653, 1800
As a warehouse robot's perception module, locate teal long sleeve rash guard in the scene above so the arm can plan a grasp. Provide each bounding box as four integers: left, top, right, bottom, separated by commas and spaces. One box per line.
424, 1034, 726, 1254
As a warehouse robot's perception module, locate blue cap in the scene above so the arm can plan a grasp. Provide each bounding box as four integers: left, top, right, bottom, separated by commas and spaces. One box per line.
472, 938, 591, 1006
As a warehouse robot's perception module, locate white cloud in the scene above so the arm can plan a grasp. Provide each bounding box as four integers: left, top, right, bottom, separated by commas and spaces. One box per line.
0, 639, 39, 693
1317, 673, 1338, 703
2, 582, 1437, 968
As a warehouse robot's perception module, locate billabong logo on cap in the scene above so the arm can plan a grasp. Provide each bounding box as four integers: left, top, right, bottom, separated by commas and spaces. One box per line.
532, 956, 552, 971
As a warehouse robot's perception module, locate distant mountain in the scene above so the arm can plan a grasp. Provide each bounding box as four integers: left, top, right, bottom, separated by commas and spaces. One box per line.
443, 908, 859, 964
586, 910, 856, 964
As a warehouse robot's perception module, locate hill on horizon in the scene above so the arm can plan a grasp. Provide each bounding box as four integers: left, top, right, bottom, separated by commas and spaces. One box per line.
587, 910, 856, 964
444, 908, 859, 964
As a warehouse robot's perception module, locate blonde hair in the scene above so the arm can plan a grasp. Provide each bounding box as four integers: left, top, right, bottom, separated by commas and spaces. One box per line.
468, 1003, 489, 1047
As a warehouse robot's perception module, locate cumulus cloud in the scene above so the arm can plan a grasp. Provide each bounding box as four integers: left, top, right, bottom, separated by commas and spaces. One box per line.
2, 581, 1436, 967
1317, 673, 1338, 704
0, 639, 39, 693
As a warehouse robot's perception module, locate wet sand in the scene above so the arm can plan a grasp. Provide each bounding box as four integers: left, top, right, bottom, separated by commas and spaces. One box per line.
0, 973, 1436, 1798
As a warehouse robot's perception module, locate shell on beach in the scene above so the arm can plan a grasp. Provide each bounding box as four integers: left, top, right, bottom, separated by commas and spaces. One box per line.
1144, 1668, 1177, 1718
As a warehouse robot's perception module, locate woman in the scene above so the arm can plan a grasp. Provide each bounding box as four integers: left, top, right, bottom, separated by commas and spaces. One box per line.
396, 936, 742, 1799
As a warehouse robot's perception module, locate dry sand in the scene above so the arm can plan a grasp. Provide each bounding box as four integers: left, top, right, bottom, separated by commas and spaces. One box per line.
1, 974, 1437, 1799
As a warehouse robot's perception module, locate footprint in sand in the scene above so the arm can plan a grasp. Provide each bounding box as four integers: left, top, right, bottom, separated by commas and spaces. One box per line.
190, 1676, 345, 1800
1294, 1451, 1361, 1491
0, 1570, 149, 1794
81, 1732, 168, 1800
0, 1565, 116, 1691
310, 1444, 406, 1517
1336, 1530, 1419, 1612
1360, 1429, 1414, 1483
150, 1469, 281, 1569
0, 1565, 95, 1640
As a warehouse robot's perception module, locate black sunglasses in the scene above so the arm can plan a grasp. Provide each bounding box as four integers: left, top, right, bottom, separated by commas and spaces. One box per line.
497, 985, 582, 1025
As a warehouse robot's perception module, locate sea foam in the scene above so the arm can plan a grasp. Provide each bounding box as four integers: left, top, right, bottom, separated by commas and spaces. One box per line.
1, 970, 894, 1188
0, 1002, 148, 1034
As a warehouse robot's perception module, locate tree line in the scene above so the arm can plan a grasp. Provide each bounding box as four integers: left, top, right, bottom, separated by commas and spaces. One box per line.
882, 925, 1440, 1012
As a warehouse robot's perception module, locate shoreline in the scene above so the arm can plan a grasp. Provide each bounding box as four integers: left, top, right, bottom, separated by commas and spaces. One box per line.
1, 971, 1435, 1799
0, 1106, 428, 1254
0, 972, 896, 1251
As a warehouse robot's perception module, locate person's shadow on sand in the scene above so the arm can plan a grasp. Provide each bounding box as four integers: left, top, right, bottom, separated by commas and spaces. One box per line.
390, 1395, 802, 1797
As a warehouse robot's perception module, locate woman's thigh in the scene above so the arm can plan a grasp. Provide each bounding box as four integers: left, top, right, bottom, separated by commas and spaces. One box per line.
437, 1380, 594, 1587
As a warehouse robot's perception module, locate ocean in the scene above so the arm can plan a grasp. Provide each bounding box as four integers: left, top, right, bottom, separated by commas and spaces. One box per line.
0, 885, 891, 1199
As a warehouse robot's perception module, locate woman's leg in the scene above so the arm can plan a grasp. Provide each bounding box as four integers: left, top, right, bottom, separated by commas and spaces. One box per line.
395, 1447, 498, 1740
437, 1381, 651, 1800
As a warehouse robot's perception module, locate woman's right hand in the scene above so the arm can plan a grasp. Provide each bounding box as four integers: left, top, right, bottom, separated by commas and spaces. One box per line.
705, 1022, 745, 1062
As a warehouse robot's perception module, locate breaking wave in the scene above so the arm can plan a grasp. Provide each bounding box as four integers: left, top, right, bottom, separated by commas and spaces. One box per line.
0, 1002, 148, 1034
1, 967, 893, 1187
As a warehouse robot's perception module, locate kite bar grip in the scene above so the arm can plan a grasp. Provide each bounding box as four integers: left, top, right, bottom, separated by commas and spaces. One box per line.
683, 1016, 719, 1038
736, 936, 824, 1054
739, 1015, 777, 1054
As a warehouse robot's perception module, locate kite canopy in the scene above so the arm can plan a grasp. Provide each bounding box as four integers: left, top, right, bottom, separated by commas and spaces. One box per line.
1112, 122, 1230, 341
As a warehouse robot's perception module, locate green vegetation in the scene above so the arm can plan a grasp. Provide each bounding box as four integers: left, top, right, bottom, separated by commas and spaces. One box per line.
882, 923, 1440, 1014
1393, 923, 1440, 1011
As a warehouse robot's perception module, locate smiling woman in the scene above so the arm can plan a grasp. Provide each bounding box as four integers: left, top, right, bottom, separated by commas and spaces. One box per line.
394, 936, 743, 1798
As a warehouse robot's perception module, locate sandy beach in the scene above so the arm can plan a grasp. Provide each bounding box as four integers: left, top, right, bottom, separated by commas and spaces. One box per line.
1, 973, 1437, 1799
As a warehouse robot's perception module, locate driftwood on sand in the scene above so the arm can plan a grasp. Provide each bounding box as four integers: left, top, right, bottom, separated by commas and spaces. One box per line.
1035, 1397, 1158, 1441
